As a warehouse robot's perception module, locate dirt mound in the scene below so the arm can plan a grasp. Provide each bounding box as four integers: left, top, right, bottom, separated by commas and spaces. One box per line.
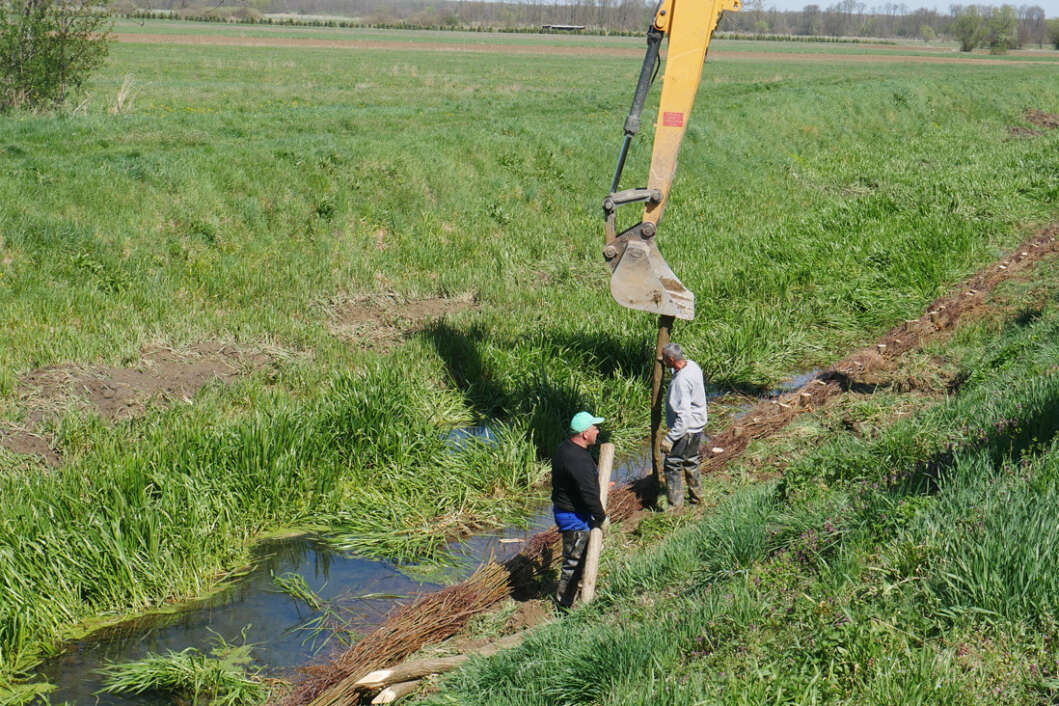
327, 292, 477, 350
2, 343, 275, 465
1025, 108, 1059, 129
0, 431, 61, 467
1008, 126, 1043, 139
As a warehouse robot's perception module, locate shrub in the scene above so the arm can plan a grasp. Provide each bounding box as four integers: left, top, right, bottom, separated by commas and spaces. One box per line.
1048, 18, 1059, 49
950, 6, 983, 52
0, 0, 112, 111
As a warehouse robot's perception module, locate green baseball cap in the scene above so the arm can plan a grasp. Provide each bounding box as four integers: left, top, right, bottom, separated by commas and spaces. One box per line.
569, 411, 604, 434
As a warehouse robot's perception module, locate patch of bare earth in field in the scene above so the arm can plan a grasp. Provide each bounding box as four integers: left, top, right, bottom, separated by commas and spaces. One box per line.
279, 226, 1059, 706
326, 292, 477, 350
1, 343, 276, 466
1025, 108, 1059, 129
1010, 108, 1059, 138
110, 33, 643, 57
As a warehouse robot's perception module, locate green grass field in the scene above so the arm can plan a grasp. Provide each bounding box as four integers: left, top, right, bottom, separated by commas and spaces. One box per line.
0, 23, 1057, 697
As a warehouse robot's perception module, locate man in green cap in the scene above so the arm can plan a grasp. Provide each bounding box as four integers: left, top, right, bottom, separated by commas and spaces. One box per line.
551, 411, 607, 607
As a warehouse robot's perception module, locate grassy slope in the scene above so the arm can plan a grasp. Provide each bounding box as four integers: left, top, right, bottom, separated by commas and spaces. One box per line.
422, 263, 1059, 705
0, 27, 1057, 686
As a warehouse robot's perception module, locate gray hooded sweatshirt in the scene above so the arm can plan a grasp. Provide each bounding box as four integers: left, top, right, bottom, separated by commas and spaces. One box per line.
665, 359, 708, 443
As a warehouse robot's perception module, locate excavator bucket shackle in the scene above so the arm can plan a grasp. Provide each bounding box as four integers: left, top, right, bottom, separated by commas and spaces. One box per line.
602, 0, 740, 321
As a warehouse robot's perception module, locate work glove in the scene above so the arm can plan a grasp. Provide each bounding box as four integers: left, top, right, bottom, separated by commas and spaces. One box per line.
660, 437, 673, 454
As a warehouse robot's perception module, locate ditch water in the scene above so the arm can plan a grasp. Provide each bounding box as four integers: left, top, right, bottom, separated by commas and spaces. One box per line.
34, 431, 650, 705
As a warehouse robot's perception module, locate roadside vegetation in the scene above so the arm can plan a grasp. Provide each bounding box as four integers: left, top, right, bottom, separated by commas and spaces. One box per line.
421, 261, 1059, 704
0, 23, 1057, 697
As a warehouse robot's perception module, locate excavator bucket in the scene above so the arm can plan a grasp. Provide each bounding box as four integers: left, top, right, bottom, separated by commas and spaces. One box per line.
604, 226, 694, 320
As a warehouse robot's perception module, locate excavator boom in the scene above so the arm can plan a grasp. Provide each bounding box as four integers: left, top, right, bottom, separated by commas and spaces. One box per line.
603, 0, 740, 320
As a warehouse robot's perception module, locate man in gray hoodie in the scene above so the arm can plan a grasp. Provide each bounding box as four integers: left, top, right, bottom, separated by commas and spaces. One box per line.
661, 342, 707, 509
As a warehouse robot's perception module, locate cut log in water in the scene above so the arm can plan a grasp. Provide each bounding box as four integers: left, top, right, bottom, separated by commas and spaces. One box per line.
580, 442, 614, 604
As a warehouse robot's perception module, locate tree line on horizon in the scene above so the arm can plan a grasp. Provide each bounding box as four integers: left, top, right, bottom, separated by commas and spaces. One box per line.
2, 0, 1057, 114
129, 0, 1058, 48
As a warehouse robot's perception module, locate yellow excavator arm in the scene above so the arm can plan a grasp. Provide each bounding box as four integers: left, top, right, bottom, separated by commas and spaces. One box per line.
602, 0, 740, 320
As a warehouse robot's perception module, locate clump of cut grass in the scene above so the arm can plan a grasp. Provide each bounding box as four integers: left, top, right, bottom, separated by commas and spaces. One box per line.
270, 572, 323, 611
97, 638, 268, 706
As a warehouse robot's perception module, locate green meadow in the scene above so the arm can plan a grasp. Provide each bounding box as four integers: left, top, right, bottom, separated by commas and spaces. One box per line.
0, 24, 1057, 695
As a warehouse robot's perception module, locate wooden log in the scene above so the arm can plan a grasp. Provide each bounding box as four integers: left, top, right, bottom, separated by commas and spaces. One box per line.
356, 657, 464, 691
354, 632, 526, 691
370, 679, 420, 704
650, 315, 675, 485
579, 442, 614, 604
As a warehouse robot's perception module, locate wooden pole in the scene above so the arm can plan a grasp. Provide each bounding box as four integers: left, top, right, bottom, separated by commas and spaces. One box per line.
370, 680, 420, 704
353, 633, 525, 691
579, 442, 614, 604
650, 315, 675, 487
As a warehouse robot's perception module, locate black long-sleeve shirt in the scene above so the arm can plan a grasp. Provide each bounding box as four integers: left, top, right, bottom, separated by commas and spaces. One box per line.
550, 438, 606, 522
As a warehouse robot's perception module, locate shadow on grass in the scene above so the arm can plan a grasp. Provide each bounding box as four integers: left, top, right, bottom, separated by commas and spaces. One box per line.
423, 322, 598, 457
899, 389, 1059, 498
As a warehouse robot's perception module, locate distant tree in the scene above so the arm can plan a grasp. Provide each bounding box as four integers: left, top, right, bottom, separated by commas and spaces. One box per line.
0, 0, 112, 111
801, 3, 822, 34
1017, 5, 1046, 47
982, 4, 1018, 52
1048, 17, 1059, 48
950, 5, 983, 50
919, 23, 936, 41
860, 15, 880, 36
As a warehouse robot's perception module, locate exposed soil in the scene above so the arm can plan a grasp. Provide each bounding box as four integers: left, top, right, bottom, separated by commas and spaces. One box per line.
111, 33, 644, 57
1008, 126, 1043, 139
282, 223, 1059, 706
1, 430, 61, 467
326, 292, 477, 350
110, 33, 1059, 67
2, 343, 275, 466
1025, 108, 1059, 129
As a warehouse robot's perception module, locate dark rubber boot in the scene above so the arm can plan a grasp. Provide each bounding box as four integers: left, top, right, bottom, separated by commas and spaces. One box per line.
555, 529, 590, 607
